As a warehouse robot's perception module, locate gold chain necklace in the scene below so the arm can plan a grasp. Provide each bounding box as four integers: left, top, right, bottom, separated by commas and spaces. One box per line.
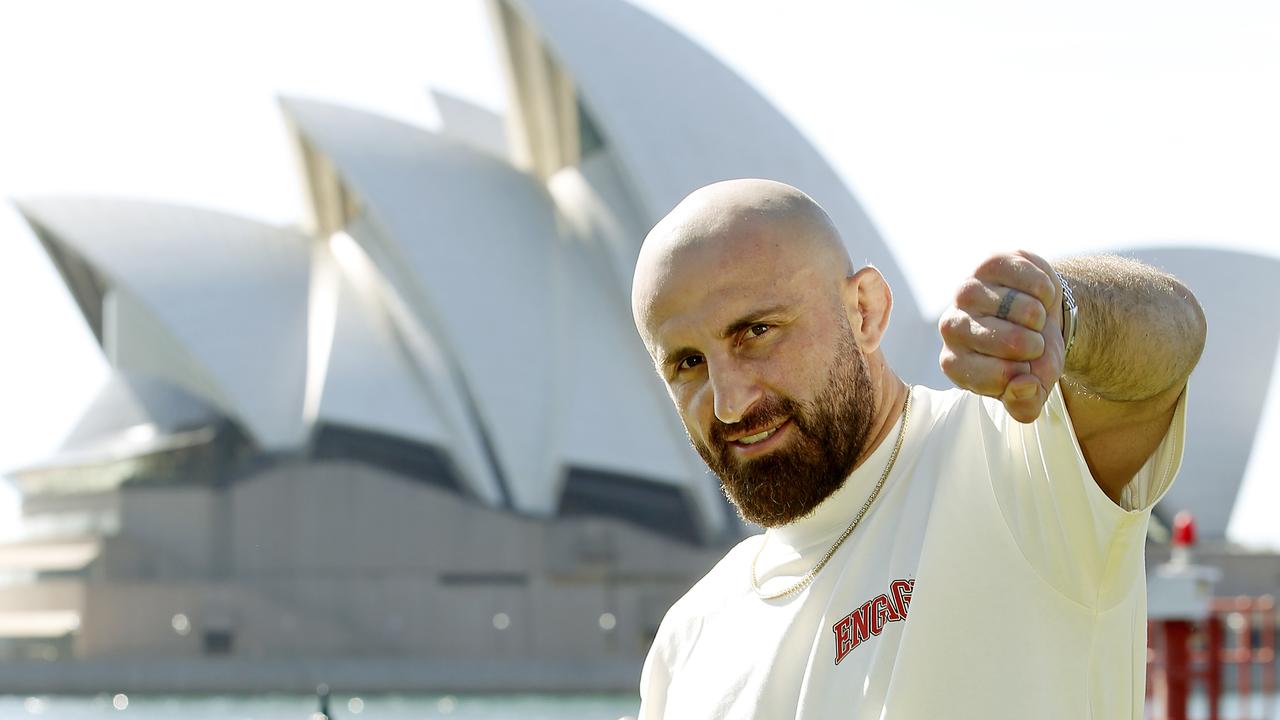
750, 388, 913, 601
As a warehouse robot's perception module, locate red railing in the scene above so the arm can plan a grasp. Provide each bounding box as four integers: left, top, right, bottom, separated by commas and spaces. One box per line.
1147, 595, 1276, 720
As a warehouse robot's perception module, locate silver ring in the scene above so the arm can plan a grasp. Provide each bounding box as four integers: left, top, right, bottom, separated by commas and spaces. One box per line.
995, 290, 1016, 321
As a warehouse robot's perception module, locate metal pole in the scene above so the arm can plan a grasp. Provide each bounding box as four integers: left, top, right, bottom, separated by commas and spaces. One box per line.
1261, 597, 1276, 720
1207, 615, 1222, 720
1165, 620, 1193, 720
1236, 599, 1251, 716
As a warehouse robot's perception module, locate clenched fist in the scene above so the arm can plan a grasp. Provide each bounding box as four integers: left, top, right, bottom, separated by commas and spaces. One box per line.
938, 250, 1067, 423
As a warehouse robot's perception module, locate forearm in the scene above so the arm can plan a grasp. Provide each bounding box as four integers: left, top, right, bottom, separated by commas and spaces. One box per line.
1056, 255, 1206, 402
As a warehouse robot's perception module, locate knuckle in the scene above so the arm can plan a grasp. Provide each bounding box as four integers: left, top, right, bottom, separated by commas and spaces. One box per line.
1013, 249, 1047, 270
956, 278, 987, 307
975, 255, 1006, 278
939, 350, 959, 376
938, 312, 967, 341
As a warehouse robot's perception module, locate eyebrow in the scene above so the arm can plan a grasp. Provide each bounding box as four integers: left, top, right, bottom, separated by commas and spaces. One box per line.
719, 304, 789, 340
657, 304, 790, 369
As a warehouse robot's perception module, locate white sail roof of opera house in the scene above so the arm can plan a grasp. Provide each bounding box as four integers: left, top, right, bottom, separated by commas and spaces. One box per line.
14, 197, 312, 450
310, 231, 453, 452
12, 196, 465, 461
279, 97, 726, 537
429, 89, 511, 161
490, 0, 942, 385
63, 372, 220, 449
36, 371, 223, 468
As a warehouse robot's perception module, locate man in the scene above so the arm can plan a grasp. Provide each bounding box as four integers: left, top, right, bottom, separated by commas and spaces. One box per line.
630, 179, 1205, 719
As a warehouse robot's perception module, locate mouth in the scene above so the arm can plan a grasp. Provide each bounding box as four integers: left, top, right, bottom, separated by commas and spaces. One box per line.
726, 419, 791, 456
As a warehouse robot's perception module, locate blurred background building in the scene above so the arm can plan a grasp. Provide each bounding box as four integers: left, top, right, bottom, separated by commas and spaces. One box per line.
0, 0, 1277, 694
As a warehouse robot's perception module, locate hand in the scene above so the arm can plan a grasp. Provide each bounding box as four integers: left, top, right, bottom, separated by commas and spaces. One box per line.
938, 250, 1065, 423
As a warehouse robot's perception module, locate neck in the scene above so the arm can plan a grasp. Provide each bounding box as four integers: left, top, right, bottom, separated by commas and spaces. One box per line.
851, 364, 909, 472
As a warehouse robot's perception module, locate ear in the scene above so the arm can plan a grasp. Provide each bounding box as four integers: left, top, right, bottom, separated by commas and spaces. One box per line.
841, 266, 893, 353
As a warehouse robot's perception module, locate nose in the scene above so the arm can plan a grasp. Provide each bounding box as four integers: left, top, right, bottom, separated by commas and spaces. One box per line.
708, 358, 762, 425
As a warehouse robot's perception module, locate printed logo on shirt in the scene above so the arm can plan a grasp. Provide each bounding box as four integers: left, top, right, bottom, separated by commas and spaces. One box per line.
832, 578, 914, 665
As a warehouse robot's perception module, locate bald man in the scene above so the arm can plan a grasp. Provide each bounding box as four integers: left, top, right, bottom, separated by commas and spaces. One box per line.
630, 179, 1205, 719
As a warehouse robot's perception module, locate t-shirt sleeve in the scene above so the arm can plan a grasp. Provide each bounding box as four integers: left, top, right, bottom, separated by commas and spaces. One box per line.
977, 382, 1188, 606
637, 636, 670, 719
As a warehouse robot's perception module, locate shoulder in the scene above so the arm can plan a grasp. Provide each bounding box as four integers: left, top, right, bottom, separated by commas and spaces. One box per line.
665, 534, 761, 620
648, 534, 761, 655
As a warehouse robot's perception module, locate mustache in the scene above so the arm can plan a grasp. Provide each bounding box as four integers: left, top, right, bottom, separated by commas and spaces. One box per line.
708, 395, 802, 447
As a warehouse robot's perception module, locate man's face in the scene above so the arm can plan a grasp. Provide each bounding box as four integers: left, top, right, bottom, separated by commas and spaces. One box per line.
638, 236, 877, 527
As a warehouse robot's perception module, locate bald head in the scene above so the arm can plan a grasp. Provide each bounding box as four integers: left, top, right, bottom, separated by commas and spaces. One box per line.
632, 179, 854, 343
628, 179, 897, 527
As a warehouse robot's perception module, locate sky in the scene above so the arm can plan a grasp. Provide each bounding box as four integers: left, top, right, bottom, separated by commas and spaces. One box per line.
0, 0, 1277, 544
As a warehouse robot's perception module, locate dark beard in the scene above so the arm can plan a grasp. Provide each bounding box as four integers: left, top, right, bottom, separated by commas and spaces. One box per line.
691, 333, 876, 528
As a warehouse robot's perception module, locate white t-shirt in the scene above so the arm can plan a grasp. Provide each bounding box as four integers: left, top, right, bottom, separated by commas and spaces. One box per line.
639, 383, 1187, 720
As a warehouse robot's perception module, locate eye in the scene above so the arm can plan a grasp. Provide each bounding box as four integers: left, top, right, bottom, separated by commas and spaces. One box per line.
747, 323, 771, 338
677, 354, 705, 371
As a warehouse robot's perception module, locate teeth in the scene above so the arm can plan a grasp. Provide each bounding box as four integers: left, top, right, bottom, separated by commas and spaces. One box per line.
739, 427, 777, 445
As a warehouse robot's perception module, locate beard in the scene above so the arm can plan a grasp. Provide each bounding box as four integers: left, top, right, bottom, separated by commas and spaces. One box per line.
690, 332, 877, 528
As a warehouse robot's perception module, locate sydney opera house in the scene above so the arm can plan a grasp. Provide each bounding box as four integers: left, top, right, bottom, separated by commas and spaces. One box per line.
3, 0, 1278, 693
